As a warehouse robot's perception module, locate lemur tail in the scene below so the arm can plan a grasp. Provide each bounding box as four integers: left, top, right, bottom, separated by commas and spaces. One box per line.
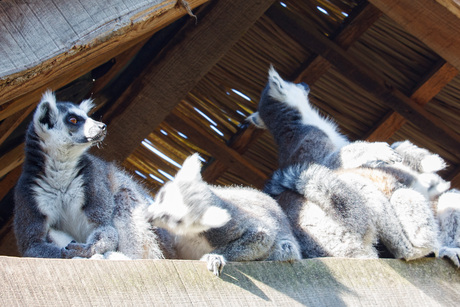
264, 163, 335, 199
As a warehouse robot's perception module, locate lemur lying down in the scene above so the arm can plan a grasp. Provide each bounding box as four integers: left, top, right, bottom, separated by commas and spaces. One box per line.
14, 91, 174, 259
248, 67, 459, 266
147, 153, 301, 276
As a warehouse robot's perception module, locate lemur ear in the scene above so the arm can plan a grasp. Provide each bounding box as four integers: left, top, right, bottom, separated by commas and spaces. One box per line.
268, 65, 283, 89
176, 153, 203, 181
246, 112, 267, 129
34, 90, 58, 129
200, 206, 231, 228
79, 98, 95, 114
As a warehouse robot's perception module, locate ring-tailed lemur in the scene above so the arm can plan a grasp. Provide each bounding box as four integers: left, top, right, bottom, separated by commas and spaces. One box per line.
14, 91, 175, 259
146, 153, 301, 276
249, 67, 459, 265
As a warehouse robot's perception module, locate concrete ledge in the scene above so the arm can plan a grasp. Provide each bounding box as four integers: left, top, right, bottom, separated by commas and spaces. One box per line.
0, 256, 459, 306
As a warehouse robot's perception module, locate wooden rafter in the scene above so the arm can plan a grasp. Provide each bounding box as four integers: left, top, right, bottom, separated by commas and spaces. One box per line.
294, 2, 383, 84
98, 0, 277, 163
267, 3, 460, 159
368, 0, 460, 72
365, 60, 459, 141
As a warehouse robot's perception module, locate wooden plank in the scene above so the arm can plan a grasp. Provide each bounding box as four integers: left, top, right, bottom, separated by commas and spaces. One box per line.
0, 103, 35, 146
99, 0, 276, 163
167, 111, 268, 188
0, 257, 459, 306
0, 165, 21, 203
0, 144, 24, 178
368, 0, 460, 72
89, 38, 149, 95
267, 4, 460, 159
366, 60, 459, 141
294, 2, 382, 84
0, 0, 208, 121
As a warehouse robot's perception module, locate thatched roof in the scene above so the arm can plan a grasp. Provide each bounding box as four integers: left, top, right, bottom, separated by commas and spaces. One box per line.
1, 0, 460, 258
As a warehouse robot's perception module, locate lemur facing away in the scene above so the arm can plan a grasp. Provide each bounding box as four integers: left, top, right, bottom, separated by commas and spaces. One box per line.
14, 91, 175, 260
249, 67, 460, 265
147, 153, 301, 277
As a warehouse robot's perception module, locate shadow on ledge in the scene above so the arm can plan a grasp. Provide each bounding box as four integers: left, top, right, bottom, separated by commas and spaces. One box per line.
0, 256, 458, 306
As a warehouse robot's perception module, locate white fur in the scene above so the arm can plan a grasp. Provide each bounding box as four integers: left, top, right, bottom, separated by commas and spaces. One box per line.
79, 98, 95, 114
175, 234, 214, 260
267, 67, 349, 150
201, 206, 231, 228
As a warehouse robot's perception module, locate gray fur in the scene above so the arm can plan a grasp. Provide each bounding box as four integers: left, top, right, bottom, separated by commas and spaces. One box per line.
255, 67, 442, 261
14, 91, 174, 259
147, 153, 301, 276
266, 163, 440, 260
436, 189, 460, 266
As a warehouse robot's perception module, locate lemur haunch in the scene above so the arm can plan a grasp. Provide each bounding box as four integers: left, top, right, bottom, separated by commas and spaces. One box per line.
14, 91, 174, 259
147, 153, 301, 276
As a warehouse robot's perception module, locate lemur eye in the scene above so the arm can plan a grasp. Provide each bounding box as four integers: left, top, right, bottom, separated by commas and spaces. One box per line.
68, 117, 78, 124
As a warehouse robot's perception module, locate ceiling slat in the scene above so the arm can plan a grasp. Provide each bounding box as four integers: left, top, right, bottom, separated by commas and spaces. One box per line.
365, 60, 459, 141
98, 0, 277, 163
368, 0, 460, 72
267, 3, 460, 159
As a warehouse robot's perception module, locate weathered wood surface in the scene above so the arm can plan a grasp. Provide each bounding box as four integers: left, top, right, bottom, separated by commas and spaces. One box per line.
0, 256, 459, 306
0, 0, 207, 119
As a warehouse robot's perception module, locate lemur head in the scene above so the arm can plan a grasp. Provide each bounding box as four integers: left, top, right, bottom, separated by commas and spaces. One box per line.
33, 91, 106, 156
147, 153, 230, 235
247, 66, 311, 130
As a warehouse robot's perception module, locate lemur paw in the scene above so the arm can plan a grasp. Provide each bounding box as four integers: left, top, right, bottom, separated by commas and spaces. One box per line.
439, 246, 460, 267
200, 253, 226, 277
62, 242, 94, 258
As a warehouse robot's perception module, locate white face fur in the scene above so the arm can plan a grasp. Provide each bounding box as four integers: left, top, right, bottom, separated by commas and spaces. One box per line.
248, 67, 349, 150
33, 91, 106, 159
147, 153, 230, 235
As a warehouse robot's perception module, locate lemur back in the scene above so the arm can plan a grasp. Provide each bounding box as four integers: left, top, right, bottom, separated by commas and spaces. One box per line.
14, 91, 173, 259
147, 153, 301, 276
251, 68, 445, 262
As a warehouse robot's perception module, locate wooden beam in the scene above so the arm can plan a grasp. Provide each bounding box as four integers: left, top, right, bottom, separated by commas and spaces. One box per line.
294, 2, 383, 84
167, 111, 268, 188
0, 103, 35, 146
99, 0, 276, 162
0, 165, 21, 203
0, 144, 24, 178
368, 0, 460, 72
366, 60, 459, 141
202, 124, 265, 184
0, 0, 208, 121
267, 4, 460, 159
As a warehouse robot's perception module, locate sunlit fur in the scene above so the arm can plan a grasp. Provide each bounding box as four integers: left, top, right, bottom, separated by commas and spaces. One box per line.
14, 91, 174, 260
147, 153, 301, 276
252, 68, 456, 261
